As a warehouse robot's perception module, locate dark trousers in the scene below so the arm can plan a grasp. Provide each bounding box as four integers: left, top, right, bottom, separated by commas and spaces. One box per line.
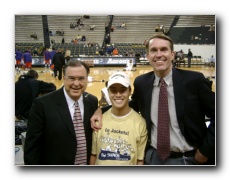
54, 67, 63, 80
188, 57, 192, 67
66, 56, 70, 63
144, 147, 198, 165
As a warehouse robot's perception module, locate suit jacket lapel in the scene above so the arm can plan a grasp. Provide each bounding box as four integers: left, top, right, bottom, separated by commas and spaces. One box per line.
56, 88, 76, 138
82, 92, 91, 129
145, 72, 155, 124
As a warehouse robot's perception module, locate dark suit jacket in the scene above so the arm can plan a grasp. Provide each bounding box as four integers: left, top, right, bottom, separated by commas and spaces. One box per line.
24, 87, 98, 165
130, 68, 215, 159
15, 75, 56, 119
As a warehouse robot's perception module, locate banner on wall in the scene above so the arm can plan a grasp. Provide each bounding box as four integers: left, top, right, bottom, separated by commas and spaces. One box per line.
31, 57, 136, 67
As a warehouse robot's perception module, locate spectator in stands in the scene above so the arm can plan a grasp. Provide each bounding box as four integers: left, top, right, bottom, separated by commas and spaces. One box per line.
155, 24, 160, 32
129, 48, 135, 57
105, 22, 109, 33
70, 23, 77, 29
106, 45, 113, 56
191, 35, 195, 40
95, 48, 99, 56
88, 42, 94, 47
76, 19, 84, 30
31, 33, 38, 39
62, 37, 65, 44
15, 49, 23, 73
163, 28, 170, 35
110, 26, 114, 32
99, 48, 105, 56
112, 47, 119, 56
89, 25, 96, 30
74, 39, 78, 44
65, 48, 71, 63
33, 48, 39, 56
209, 24, 215, 31
105, 34, 111, 45
76, 34, 82, 41
81, 35, 86, 41
159, 24, 165, 32
121, 23, 126, 29
135, 51, 141, 61
51, 39, 55, 45
77, 18, 81, 25
15, 69, 56, 119
116, 22, 121, 28
83, 15, 90, 19
201, 23, 205, 27
187, 48, 193, 68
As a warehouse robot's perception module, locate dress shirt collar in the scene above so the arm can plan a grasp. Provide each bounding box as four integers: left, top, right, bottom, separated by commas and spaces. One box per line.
154, 70, 173, 87
63, 87, 83, 108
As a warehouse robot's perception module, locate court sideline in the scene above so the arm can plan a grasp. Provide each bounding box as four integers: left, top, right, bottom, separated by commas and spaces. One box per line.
15, 65, 216, 101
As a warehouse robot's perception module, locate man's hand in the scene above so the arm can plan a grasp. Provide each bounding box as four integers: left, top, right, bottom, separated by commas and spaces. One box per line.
90, 108, 102, 131
194, 149, 208, 164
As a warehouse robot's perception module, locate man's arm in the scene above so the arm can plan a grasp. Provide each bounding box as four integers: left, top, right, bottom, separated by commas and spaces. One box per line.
194, 149, 208, 164
137, 160, 144, 165
90, 106, 111, 131
24, 99, 44, 164
38, 81, 56, 95
90, 108, 102, 131
89, 154, 96, 165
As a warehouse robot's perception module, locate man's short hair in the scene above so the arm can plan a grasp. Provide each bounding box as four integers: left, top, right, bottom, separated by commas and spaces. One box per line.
27, 69, 39, 79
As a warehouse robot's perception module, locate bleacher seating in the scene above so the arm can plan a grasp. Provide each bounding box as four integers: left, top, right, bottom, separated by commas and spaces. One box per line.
15, 15, 215, 63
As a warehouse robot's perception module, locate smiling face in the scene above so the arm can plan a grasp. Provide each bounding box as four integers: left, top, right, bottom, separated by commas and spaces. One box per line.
146, 37, 175, 78
108, 83, 131, 116
63, 65, 88, 101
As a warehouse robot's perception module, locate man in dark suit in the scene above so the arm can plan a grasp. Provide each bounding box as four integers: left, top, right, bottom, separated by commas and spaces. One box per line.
24, 60, 98, 165
15, 69, 56, 120
90, 34, 215, 165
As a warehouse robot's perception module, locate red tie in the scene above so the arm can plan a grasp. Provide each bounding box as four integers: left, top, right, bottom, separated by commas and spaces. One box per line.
157, 79, 170, 160
73, 102, 87, 165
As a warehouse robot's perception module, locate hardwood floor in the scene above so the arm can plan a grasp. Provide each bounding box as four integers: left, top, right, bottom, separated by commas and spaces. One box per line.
15, 64, 216, 101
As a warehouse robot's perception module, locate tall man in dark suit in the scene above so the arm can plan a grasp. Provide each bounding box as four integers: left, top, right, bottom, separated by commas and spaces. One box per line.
24, 60, 98, 165
90, 34, 215, 165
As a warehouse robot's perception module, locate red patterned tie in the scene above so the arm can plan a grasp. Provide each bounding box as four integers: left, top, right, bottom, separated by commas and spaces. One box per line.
157, 78, 170, 160
73, 102, 87, 165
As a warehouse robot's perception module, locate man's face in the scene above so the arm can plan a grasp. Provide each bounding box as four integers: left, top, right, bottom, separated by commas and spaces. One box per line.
146, 38, 175, 77
64, 66, 88, 101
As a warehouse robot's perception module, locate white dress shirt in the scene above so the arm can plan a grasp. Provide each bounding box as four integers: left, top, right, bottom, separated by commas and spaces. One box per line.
63, 88, 84, 121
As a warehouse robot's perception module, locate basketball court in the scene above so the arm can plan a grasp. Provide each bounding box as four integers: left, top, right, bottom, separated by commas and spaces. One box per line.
15, 64, 216, 101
